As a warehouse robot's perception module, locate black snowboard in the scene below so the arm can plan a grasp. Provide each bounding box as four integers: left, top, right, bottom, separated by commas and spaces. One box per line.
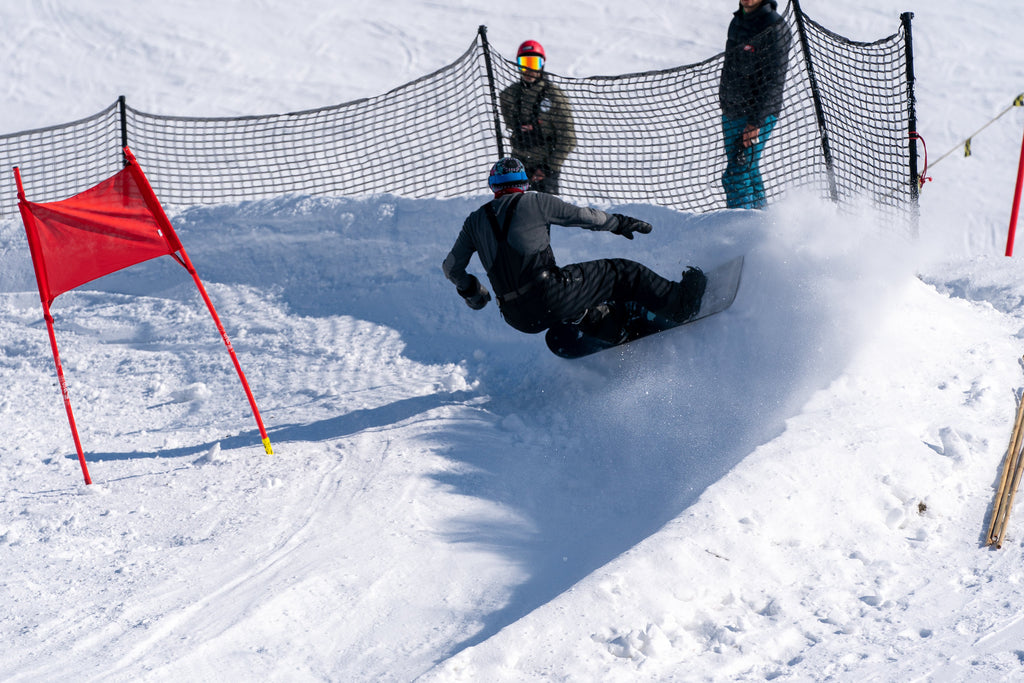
545, 256, 744, 359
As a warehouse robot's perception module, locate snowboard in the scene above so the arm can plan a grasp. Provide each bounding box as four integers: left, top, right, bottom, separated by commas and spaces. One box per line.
544, 255, 744, 359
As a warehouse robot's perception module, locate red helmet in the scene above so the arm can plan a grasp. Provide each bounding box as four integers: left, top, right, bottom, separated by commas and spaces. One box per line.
516, 40, 545, 60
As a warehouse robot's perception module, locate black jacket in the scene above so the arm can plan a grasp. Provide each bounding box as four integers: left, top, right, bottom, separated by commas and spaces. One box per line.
442, 191, 618, 299
718, 0, 792, 125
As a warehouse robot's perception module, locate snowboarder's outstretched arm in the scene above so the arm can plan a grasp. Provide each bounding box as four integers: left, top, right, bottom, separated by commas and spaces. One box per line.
533, 193, 651, 239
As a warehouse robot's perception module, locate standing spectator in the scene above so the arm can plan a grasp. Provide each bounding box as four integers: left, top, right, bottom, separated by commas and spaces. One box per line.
719, 0, 791, 209
499, 40, 576, 195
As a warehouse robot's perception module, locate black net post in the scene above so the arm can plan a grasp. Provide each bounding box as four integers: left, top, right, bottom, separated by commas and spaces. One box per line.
479, 25, 505, 159
118, 95, 129, 165
791, 0, 838, 202
901, 12, 919, 208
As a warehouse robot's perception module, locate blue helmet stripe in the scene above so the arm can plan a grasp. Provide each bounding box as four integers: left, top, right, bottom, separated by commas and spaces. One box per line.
490, 171, 528, 186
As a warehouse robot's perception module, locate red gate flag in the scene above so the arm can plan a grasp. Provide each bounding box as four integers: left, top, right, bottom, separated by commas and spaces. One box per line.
15, 146, 273, 485
19, 162, 183, 303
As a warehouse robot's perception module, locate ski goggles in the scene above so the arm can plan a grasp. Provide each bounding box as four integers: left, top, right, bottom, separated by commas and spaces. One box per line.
517, 55, 544, 72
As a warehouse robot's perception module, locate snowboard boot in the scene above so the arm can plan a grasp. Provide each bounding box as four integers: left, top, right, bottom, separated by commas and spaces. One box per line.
578, 302, 628, 344
673, 267, 707, 322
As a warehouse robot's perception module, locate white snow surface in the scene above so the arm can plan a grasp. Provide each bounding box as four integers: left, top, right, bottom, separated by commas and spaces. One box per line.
3, 1, 1024, 681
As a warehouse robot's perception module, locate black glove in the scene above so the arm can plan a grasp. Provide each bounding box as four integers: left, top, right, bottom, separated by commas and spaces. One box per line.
611, 214, 653, 240
457, 275, 491, 310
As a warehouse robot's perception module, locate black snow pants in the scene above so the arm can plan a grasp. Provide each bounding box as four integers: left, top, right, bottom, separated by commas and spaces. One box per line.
498, 258, 681, 334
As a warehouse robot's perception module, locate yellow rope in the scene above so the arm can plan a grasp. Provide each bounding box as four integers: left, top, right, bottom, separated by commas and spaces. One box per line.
929, 93, 1024, 169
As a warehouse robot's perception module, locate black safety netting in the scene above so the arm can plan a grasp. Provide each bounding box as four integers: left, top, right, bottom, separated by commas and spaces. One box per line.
1, 103, 123, 215
0, 0, 916, 224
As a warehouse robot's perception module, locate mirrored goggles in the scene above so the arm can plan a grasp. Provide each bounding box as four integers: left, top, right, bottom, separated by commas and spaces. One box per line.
517, 55, 544, 72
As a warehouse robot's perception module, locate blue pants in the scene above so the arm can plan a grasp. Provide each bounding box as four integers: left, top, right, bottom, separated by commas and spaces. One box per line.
721, 115, 777, 209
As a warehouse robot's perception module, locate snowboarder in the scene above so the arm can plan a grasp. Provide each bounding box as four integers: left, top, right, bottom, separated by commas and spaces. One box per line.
442, 157, 706, 341
499, 40, 576, 194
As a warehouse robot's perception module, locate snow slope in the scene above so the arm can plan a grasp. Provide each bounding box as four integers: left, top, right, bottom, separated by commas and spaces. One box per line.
3, 1, 1024, 681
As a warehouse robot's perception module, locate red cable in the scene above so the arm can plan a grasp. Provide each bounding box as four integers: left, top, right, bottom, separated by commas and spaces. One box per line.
910, 132, 931, 189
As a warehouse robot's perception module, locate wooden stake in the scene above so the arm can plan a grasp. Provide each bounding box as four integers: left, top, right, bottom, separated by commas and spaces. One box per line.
989, 363, 1024, 547
987, 391, 1024, 544
995, 449, 1024, 548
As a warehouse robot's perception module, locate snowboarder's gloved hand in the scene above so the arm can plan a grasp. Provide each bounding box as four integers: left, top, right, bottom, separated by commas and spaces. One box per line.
611, 214, 653, 240
457, 275, 491, 310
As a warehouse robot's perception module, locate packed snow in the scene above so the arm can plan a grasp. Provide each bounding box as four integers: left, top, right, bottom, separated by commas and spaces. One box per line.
2, 0, 1024, 680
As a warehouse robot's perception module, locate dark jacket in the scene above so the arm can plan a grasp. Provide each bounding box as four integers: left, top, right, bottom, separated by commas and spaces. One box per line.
499, 75, 577, 174
442, 191, 618, 300
718, 0, 792, 125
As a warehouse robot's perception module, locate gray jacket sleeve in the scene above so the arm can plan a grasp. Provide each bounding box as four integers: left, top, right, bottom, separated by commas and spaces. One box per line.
442, 219, 478, 292
533, 192, 618, 232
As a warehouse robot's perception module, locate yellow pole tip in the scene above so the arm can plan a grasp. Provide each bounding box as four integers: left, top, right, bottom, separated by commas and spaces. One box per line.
262, 437, 274, 455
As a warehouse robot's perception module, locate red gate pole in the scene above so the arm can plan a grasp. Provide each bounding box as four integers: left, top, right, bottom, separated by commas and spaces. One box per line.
177, 246, 274, 455
14, 167, 92, 485
1004, 120, 1024, 256
121, 148, 273, 455
42, 302, 92, 484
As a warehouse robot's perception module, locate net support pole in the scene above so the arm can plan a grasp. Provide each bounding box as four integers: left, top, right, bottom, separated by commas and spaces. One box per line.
122, 148, 274, 455
791, 0, 838, 202
478, 25, 505, 159
118, 95, 129, 165
901, 12, 920, 234
1004, 119, 1024, 257
14, 166, 92, 485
